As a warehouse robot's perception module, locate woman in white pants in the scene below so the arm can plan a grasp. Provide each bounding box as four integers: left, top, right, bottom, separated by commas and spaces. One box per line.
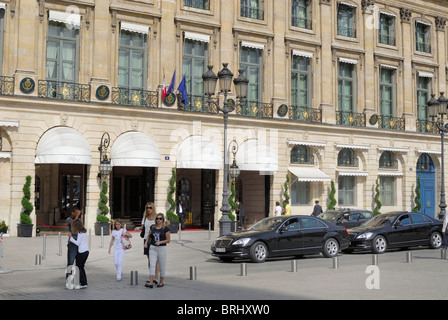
144, 213, 170, 288
108, 219, 132, 281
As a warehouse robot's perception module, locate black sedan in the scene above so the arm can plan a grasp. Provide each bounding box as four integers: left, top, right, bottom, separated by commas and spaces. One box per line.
211, 215, 350, 263
346, 211, 443, 254
318, 209, 373, 228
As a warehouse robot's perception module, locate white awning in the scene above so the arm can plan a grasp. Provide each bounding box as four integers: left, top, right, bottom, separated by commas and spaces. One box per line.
35, 127, 91, 164
241, 41, 264, 50
120, 22, 149, 35
336, 143, 370, 150
49, 10, 81, 29
378, 146, 409, 153
176, 136, 222, 169
0, 120, 19, 127
337, 170, 368, 176
378, 171, 403, 176
289, 167, 331, 182
292, 50, 313, 59
339, 57, 358, 65
288, 140, 326, 148
418, 71, 434, 78
184, 31, 210, 43
111, 131, 160, 167
418, 149, 441, 155
0, 151, 11, 159
236, 139, 278, 172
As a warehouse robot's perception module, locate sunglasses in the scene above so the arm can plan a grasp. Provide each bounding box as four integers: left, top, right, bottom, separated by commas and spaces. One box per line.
156, 217, 164, 220
146, 206, 152, 209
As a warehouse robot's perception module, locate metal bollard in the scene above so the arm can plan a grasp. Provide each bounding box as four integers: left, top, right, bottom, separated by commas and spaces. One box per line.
42, 234, 46, 260
35, 254, 42, 265
208, 222, 211, 240
290, 260, 298, 272
240, 263, 247, 276
101, 227, 104, 248
441, 248, 447, 260
130, 271, 138, 285
58, 232, 62, 256
372, 254, 378, 266
332, 256, 339, 269
189, 266, 197, 280
406, 251, 412, 263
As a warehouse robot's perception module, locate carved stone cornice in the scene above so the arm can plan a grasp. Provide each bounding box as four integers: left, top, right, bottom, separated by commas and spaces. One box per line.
436, 16, 447, 32
400, 8, 412, 24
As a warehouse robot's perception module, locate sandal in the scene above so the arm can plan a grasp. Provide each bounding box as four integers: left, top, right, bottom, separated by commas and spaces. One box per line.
157, 283, 164, 288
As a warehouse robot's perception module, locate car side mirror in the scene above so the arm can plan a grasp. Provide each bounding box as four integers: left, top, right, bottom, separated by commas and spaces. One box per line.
279, 225, 288, 233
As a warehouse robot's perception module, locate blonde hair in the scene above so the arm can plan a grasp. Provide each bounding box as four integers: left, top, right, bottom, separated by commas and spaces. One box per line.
155, 213, 166, 228
143, 202, 156, 220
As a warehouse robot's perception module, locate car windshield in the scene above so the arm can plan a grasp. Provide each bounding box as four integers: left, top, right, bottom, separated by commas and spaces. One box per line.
363, 214, 397, 227
318, 211, 339, 220
248, 217, 285, 232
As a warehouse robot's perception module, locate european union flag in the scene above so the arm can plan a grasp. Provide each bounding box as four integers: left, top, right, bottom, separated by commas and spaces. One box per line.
178, 75, 188, 106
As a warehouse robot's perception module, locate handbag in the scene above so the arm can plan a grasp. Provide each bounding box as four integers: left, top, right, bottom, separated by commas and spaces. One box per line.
140, 218, 146, 238
121, 234, 132, 250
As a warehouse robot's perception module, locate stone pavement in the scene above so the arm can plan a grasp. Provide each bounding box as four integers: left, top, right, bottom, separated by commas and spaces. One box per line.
0, 229, 448, 304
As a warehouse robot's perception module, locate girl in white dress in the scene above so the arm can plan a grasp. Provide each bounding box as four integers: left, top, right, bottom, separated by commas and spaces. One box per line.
108, 219, 132, 281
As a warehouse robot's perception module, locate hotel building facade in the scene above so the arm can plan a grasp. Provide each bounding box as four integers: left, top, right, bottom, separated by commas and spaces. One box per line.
0, 0, 447, 236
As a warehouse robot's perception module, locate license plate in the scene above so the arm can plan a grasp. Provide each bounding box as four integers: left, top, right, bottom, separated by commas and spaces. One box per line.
215, 248, 226, 253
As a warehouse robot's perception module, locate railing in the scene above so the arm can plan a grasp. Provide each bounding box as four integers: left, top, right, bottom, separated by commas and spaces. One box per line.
184, 0, 210, 10
235, 101, 273, 118
379, 159, 398, 170
336, 111, 366, 127
111, 87, 158, 108
337, 157, 359, 167
178, 94, 218, 113
241, 5, 264, 20
416, 120, 439, 134
378, 115, 405, 131
0, 76, 14, 95
38, 80, 90, 102
289, 105, 322, 123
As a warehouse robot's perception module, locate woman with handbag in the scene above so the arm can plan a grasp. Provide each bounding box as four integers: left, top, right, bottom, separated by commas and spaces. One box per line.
108, 219, 132, 281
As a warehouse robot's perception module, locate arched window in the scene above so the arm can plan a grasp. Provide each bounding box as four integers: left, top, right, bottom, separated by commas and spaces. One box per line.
379, 151, 396, 169
290, 145, 311, 164
337, 148, 356, 166
417, 153, 434, 172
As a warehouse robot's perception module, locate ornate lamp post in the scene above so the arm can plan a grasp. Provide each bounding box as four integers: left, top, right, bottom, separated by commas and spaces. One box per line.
427, 93, 448, 220
203, 63, 248, 235
98, 132, 112, 181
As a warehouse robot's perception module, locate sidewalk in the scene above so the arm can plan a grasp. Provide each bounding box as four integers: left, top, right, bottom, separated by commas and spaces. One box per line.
1, 230, 448, 301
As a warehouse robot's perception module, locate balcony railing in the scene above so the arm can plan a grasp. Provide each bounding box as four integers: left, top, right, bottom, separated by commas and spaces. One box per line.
417, 120, 439, 134
337, 157, 359, 167
178, 94, 218, 113
235, 101, 273, 118
0, 76, 14, 95
111, 87, 158, 108
289, 105, 322, 123
38, 80, 90, 102
378, 115, 405, 131
336, 111, 366, 127
379, 159, 398, 170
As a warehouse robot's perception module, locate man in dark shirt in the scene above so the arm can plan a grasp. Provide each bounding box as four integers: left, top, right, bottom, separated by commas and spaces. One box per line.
311, 200, 323, 217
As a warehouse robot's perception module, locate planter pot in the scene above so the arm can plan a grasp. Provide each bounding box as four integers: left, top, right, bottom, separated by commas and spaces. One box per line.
94, 222, 111, 236
169, 222, 179, 234
17, 224, 33, 237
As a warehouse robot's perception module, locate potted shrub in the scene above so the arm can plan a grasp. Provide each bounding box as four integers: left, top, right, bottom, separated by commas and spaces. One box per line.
166, 168, 178, 233
18, 175, 34, 237
0, 220, 8, 234
95, 180, 111, 235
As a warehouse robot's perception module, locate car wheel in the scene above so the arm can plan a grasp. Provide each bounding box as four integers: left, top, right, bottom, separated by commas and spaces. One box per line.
429, 232, 443, 249
249, 241, 268, 263
323, 238, 339, 258
372, 235, 387, 254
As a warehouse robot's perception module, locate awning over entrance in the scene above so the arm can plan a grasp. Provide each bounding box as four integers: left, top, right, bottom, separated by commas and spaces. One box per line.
236, 139, 278, 172
35, 126, 92, 164
111, 131, 161, 167
176, 135, 222, 169
288, 167, 331, 182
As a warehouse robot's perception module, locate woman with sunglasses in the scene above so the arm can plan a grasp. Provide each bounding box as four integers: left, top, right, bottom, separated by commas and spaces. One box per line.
144, 213, 170, 288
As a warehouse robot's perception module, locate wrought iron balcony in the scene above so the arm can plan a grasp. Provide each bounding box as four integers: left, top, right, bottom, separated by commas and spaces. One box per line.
38, 80, 90, 102
379, 159, 398, 170
289, 105, 322, 123
416, 120, 438, 134
378, 115, 405, 131
337, 157, 359, 167
235, 101, 273, 118
178, 94, 218, 113
336, 111, 366, 127
111, 87, 158, 108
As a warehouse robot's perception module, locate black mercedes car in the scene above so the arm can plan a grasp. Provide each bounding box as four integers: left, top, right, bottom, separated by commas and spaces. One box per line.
318, 209, 373, 228
346, 211, 443, 254
211, 215, 350, 263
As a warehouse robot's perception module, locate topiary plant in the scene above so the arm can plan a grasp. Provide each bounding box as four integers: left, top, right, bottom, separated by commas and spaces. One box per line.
412, 174, 422, 213
373, 178, 382, 216
21, 175, 33, 224
97, 180, 110, 223
282, 174, 290, 212
166, 168, 179, 222
327, 180, 337, 210
228, 180, 237, 221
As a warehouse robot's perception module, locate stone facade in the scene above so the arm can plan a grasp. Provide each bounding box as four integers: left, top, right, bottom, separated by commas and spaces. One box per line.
0, 0, 447, 236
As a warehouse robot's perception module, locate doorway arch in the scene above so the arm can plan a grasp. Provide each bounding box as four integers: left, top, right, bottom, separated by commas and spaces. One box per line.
416, 153, 435, 217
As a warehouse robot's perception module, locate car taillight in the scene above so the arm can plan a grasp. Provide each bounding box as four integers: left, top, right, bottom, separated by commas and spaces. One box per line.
345, 229, 349, 236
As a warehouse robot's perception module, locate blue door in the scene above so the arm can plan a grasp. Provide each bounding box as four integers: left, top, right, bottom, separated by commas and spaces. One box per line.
417, 154, 435, 218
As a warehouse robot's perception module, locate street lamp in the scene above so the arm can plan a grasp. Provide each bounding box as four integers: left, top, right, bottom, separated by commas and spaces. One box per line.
427, 93, 448, 220
203, 63, 248, 235
98, 132, 112, 181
